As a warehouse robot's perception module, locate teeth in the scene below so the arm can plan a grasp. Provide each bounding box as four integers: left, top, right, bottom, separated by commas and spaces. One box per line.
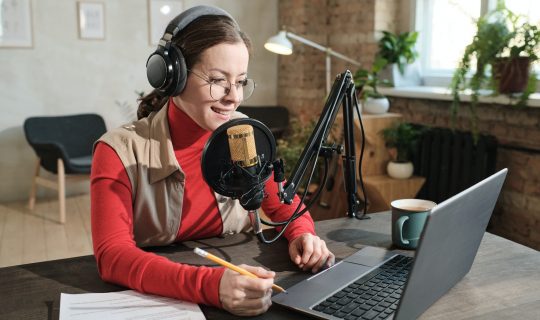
212, 107, 230, 115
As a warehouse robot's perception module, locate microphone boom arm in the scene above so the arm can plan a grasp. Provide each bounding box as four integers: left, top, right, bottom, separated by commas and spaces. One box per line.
279, 70, 368, 219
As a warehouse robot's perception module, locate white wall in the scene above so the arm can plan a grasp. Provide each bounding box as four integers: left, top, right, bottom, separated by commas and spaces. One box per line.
0, 0, 278, 202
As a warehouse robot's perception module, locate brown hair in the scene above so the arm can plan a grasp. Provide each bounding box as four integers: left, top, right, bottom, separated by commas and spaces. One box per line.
137, 15, 251, 119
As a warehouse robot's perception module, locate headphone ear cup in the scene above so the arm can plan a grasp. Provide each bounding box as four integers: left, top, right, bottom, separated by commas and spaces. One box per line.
146, 51, 171, 93
166, 44, 188, 96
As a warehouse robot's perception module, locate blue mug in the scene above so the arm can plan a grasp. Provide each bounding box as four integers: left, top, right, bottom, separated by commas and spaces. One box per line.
391, 199, 437, 249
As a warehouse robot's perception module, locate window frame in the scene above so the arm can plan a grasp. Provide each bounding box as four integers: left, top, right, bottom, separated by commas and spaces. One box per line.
411, 0, 540, 88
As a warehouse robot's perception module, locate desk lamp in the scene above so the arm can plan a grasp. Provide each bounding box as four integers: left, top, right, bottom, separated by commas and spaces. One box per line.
264, 29, 362, 94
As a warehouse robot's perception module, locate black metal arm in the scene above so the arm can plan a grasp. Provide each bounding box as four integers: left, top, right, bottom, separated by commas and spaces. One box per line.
278, 70, 368, 219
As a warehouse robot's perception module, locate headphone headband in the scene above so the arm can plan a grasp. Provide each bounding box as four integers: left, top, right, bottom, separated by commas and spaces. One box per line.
147, 5, 239, 96
163, 5, 238, 43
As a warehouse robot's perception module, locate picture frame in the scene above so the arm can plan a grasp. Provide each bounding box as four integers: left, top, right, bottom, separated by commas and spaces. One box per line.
0, 0, 34, 48
77, 1, 105, 40
148, 0, 184, 46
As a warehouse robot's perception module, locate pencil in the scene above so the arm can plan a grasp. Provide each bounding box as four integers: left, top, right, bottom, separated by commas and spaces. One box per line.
193, 247, 287, 293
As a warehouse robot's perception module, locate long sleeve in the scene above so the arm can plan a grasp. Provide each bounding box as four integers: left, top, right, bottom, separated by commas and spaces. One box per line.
261, 176, 316, 242
91, 142, 224, 307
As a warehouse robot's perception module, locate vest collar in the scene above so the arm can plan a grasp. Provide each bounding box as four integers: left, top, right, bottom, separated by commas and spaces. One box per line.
148, 104, 183, 184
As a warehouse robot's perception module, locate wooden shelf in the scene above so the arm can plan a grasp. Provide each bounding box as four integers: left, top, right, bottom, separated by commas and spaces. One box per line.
360, 175, 426, 213
354, 113, 402, 176
301, 112, 426, 220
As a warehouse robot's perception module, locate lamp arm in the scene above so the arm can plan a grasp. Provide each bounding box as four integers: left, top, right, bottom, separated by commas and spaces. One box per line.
285, 31, 361, 66
280, 72, 348, 203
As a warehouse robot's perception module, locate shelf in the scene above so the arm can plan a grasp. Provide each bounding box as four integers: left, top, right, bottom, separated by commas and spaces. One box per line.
361, 175, 426, 213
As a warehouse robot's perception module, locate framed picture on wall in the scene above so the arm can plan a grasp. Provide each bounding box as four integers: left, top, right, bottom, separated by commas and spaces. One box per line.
0, 0, 34, 48
148, 0, 184, 46
77, 1, 105, 40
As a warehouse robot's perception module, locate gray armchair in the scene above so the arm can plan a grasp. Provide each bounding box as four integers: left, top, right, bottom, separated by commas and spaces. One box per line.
23, 114, 106, 223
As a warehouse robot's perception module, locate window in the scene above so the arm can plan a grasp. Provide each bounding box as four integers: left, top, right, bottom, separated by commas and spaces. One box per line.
416, 0, 540, 87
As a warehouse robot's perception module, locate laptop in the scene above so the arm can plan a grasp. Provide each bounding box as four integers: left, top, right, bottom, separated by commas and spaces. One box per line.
273, 169, 507, 320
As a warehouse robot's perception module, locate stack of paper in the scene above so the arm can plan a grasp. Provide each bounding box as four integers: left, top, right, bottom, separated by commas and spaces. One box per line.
60, 290, 206, 320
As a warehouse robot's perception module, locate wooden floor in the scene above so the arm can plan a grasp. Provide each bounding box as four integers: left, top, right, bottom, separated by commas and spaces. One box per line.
0, 193, 93, 268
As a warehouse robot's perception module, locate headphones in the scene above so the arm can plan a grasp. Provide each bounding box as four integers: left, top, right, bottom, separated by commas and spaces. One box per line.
146, 6, 238, 97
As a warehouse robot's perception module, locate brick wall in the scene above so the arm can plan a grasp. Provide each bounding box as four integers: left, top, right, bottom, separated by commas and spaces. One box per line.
389, 97, 540, 250
275, 0, 539, 250
277, 0, 389, 120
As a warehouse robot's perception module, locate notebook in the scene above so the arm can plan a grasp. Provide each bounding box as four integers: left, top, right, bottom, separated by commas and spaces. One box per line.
273, 169, 507, 320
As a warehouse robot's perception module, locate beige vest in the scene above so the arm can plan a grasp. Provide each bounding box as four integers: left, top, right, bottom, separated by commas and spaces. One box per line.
97, 105, 251, 247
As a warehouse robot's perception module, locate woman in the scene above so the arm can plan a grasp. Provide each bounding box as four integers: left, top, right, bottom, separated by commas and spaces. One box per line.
91, 5, 334, 317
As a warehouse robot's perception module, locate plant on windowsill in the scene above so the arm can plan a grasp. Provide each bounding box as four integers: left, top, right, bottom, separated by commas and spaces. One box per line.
450, 1, 540, 140
380, 122, 422, 179
354, 56, 391, 114
377, 30, 421, 87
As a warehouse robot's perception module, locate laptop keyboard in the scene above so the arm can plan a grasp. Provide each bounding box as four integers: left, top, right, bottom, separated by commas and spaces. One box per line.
312, 254, 413, 320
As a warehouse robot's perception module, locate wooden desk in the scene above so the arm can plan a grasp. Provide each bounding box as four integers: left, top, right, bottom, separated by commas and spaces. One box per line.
1, 213, 539, 319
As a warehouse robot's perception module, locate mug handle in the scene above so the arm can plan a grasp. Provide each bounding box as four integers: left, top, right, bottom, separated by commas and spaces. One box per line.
396, 216, 410, 245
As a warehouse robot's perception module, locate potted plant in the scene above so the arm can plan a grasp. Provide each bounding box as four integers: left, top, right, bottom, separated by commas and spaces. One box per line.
381, 122, 421, 179
377, 30, 421, 87
450, 1, 540, 139
492, 21, 539, 95
354, 56, 391, 114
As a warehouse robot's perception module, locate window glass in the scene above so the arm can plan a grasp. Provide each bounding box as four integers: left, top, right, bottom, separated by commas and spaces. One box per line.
505, 0, 540, 23
423, 0, 481, 74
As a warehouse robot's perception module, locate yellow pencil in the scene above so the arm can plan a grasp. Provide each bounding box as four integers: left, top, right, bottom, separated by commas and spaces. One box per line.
193, 247, 287, 293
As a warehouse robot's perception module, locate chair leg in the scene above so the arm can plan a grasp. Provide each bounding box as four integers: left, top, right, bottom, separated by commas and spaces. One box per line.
29, 159, 40, 210
57, 158, 66, 224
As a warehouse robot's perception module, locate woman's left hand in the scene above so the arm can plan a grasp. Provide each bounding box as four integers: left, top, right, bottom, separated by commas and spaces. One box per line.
288, 233, 335, 273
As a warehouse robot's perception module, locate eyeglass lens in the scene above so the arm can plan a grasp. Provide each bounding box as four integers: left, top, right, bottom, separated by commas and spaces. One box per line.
210, 79, 255, 101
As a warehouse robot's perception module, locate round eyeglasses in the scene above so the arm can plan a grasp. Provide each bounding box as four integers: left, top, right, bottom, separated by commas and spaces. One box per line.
189, 69, 256, 102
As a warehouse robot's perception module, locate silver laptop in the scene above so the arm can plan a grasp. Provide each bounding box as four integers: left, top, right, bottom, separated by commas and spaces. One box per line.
273, 168, 508, 320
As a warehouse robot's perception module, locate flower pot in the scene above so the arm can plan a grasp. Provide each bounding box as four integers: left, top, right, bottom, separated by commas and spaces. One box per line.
387, 161, 414, 179
493, 57, 530, 94
379, 61, 422, 87
363, 97, 389, 114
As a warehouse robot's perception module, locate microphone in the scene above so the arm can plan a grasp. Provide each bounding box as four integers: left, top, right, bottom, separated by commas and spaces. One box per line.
201, 119, 277, 235
226, 124, 265, 211
227, 124, 259, 174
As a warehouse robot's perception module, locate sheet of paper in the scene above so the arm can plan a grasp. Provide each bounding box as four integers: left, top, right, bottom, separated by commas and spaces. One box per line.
59, 290, 206, 320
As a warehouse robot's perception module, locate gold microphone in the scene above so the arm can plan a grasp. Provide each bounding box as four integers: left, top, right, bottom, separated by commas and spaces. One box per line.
227, 124, 258, 168
226, 124, 263, 234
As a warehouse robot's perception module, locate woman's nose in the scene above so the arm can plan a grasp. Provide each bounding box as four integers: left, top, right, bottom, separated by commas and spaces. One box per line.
222, 83, 243, 103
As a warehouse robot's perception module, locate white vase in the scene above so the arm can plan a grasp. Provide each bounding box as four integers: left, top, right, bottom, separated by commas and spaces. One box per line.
363, 97, 389, 114
379, 61, 422, 87
387, 161, 414, 179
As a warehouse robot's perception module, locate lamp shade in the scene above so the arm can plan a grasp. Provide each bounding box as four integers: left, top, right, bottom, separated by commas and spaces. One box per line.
264, 31, 293, 55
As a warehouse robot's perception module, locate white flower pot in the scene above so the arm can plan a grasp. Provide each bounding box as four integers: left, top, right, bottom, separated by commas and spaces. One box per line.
387, 161, 414, 179
379, 61, 422, 87
363, 97, 389, 114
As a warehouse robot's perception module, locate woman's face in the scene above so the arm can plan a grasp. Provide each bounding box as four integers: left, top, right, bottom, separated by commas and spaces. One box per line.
173, 42, 250, 131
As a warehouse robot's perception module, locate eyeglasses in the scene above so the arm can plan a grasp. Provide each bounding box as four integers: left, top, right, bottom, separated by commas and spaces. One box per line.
188, 69, 256, 102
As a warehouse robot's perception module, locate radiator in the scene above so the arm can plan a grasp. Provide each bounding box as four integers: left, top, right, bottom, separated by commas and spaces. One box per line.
412, 127, 498, 203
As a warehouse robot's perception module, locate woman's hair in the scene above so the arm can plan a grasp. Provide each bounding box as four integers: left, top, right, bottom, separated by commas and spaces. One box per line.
137, 15, 252, 119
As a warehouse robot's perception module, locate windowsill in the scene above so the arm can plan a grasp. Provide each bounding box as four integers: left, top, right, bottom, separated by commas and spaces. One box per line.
379, 86, 540, 108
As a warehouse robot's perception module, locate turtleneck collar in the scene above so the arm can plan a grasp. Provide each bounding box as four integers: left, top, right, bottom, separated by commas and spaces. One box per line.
167, 98, 211, 149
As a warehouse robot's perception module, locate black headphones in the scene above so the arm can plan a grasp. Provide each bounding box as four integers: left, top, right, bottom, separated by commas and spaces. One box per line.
146, 5, 238, 97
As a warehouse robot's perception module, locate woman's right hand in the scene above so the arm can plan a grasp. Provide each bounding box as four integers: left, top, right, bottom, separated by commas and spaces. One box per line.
218, 264, 275, 316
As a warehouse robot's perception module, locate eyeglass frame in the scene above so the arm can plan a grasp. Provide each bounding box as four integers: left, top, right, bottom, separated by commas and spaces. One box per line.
187, 69, 256, 102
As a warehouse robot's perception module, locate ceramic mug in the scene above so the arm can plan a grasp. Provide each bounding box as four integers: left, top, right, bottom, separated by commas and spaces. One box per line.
391, 199, 437, 249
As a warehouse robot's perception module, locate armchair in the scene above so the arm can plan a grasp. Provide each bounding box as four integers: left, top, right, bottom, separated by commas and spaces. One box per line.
23, 114, 106, 223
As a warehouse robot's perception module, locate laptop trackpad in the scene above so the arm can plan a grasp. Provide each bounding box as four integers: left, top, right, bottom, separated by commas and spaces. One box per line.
273, 260, 372, 309
344, 246, 396, 267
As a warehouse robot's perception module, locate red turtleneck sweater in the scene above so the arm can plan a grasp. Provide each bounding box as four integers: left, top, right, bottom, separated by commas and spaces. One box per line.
91, 100, 315, 307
